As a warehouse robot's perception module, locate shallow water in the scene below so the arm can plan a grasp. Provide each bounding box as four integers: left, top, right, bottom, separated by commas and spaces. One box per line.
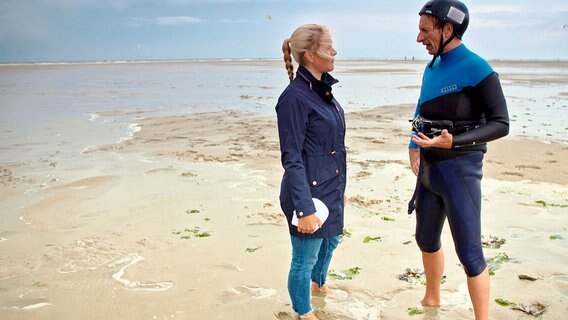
1, 60, 566, 166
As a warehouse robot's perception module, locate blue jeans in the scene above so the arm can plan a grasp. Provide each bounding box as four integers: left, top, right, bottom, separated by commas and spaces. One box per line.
288, 235, 340, 316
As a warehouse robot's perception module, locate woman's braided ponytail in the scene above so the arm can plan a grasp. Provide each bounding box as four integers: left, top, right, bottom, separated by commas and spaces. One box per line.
282, 38, 294, 82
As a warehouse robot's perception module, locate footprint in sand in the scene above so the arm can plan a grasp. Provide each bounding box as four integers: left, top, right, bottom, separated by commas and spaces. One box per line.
507, 226, 532, 239
348, 195, 383, 209
274, 311, 297, 320
276, 288, 380, 320
275, 309, 358, 320
246, 211, 285, 226
515, 165, 541, 170
56, 236, 119, 274
221, 285, 277, 305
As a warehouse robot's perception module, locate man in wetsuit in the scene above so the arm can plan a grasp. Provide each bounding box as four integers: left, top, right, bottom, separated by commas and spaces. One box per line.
408, 1, 509, 319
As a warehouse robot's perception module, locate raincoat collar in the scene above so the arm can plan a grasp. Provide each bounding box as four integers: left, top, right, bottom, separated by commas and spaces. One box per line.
296, 65, 339, 103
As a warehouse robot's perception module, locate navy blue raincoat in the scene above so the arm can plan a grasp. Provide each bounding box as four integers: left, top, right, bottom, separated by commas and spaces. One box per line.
276, 65, 347, 238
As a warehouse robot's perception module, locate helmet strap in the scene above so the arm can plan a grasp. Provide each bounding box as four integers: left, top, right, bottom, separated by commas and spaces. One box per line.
428, 24, 457, 68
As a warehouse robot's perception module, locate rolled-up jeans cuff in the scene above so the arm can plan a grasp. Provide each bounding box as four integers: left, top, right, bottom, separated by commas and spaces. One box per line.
300, 310, 314, 318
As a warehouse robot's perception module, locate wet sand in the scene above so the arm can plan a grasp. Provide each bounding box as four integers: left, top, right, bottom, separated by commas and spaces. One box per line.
1, 101, 567, 319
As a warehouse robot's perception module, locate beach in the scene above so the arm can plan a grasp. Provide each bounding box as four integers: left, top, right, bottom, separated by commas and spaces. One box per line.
0, 60, 567, 319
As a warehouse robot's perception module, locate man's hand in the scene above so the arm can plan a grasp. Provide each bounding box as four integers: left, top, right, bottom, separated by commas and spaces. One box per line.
409, 148, 420, 176
411, 129, 453, 149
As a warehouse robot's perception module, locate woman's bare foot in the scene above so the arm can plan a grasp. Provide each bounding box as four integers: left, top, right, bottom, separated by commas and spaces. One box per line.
299, 311, 320, 320
311, 282, 334, 295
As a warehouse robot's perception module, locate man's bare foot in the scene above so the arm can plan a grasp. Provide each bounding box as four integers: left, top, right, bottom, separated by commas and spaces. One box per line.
311, 282, 334, 295
299, 311, 320, 320
420, 297, 440, 307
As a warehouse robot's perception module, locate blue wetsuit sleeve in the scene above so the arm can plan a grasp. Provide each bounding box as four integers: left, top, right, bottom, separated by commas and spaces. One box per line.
276, 92, 316, 217
409, 102, 420, 149
453, 72, 510, 148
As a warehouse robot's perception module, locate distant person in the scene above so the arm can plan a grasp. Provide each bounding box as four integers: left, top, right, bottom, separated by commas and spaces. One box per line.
276, 24, 346, 320
407, 1, 509, 319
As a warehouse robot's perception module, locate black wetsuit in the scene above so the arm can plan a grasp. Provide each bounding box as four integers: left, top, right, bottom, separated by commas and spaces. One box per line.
409, 44, 509, 277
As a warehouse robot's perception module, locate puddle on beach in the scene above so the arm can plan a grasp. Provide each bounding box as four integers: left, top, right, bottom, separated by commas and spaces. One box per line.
550, 274, 568, 297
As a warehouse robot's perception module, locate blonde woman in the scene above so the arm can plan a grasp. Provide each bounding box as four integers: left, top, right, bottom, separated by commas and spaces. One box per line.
275, 24, 346, 320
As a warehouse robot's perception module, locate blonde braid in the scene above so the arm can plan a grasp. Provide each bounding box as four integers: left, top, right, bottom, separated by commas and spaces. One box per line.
282, 38, 294, 82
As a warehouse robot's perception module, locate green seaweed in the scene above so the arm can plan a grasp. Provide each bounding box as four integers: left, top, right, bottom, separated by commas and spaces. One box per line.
328, 266, 361, 280
495, 298, 515, 307
407, 307, 424, 316
549, 234, 563, 240
535, 200, 568, 208
493, 252, 511, 263
194, 232, 210, 238
363, 236, 382, 243
186, 209, 200, 214
397, 268, 446, 285
175, 226, 211, 239
481, 235, 506, 249
487, 252, 512, 275
245, 246, 262, 253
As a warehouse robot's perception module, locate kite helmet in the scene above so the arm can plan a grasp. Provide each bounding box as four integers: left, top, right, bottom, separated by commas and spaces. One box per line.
419, 0, 469, 39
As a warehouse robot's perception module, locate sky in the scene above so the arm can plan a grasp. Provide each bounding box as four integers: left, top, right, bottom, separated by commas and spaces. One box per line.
1, 0, 567, 63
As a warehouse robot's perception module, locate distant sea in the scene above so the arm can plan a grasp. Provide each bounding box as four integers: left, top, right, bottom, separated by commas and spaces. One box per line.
1, 59, 566, 164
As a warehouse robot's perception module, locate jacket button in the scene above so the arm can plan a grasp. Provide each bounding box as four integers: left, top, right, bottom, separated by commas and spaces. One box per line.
312, 181, 317, 186
335, 169, 339, 174
299, 211, 304, 216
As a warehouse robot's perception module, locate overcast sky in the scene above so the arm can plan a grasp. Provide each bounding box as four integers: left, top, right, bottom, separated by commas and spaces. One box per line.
1, 0, 567, 63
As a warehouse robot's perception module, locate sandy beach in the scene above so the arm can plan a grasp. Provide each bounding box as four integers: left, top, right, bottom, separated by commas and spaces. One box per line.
1, 60, 567, 319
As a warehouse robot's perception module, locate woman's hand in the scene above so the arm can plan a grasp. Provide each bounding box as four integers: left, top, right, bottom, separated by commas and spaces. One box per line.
412, 129, 453, 150
297, 214, 322, 234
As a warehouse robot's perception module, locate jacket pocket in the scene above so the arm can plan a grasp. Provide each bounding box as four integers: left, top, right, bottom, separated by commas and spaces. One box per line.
308, 162, 339, 188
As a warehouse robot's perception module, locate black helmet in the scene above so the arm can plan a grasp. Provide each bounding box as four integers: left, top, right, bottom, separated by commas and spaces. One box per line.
419, 0, 469, 39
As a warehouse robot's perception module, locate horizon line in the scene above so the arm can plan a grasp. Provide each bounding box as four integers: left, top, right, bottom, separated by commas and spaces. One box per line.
1, 56, 568, 67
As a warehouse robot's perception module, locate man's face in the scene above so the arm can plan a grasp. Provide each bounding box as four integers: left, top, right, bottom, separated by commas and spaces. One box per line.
417, 15, 442, 55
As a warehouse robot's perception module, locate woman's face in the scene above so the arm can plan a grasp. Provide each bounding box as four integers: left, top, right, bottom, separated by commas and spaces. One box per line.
311, 32, 337, 73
